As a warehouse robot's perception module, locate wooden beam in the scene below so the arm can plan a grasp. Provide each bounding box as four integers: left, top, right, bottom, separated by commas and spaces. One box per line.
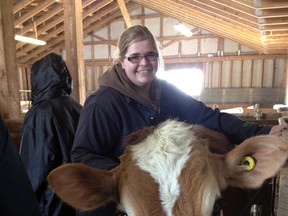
63, 0, 86, 105
12, 0, 288, 64
254, 0, 288, 10
135, 0, 264, 51
181, 0, 258, 27
14, 0, 55, 27
17, 2, 128, 64
13, 0, 34, 14
83, 3, 132, 34
16, 4, 64, 35
259, 17, 288, 25
256, 9, 288, 19
0, 0, 21, 118
117, 0, 132, 28
84, 0, 113, 19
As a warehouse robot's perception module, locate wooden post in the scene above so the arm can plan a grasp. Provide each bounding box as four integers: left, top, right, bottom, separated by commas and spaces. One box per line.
63, 0, 86, 105
0, 0, 21, 119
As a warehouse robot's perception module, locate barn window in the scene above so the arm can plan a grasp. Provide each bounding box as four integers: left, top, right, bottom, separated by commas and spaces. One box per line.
157, 63, 203, 97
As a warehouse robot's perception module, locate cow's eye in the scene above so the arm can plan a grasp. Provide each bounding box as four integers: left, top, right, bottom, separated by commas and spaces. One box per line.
212, 199, 222, 216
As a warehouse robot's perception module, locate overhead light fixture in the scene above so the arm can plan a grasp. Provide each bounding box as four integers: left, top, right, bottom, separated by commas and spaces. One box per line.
174, 23, 193, 37
15, 19, 46, 46
14, 35, 46, 45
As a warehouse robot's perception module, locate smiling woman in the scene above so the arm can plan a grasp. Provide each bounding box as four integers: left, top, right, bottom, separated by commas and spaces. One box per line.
67, 25, 287, 216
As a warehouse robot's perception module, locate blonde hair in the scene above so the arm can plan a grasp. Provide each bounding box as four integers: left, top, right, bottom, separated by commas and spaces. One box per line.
113, 25, 163, 68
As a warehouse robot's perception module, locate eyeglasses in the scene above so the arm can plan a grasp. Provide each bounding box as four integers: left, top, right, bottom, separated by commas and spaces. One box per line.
124, 52, 159, 63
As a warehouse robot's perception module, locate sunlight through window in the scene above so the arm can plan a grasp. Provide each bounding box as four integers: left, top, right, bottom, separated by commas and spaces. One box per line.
157, 68, 203, 97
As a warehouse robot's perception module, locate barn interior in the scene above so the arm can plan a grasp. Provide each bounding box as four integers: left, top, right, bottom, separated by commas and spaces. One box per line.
1, 0, 288, 215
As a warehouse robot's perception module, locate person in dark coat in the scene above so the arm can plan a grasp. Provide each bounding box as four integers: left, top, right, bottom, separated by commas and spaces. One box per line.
0, 113, 41, 216
19, 53, 82, 216
70, 25, 287, 216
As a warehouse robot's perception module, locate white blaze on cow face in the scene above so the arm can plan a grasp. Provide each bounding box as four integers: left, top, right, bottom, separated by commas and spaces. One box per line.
129, 121, 196, 215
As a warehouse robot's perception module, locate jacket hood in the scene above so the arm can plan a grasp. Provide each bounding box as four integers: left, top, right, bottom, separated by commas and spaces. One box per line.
99, 64, 161, 110
31, 53, 72, 105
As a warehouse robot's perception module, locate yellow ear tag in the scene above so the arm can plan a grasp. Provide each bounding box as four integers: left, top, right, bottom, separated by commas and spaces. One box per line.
241, 156, 255, 171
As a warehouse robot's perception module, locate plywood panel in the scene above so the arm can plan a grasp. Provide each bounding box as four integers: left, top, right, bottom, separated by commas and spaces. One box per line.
231, 60, 242, 88
182, 40, 198, 55
241, 45, 255, 52
211, 62, 220, 88
110, 20, 125, 40
242, 60, 253, 88
145, 17, 161, 37
224, 38, 239, 53
274, 59, 285, 87
94, 44, 109, 59
201, 38, 218, 54
252, 60, 263, 87
161, 41, 178, 56
222, 61, 231, 88
263, 59, 274, 88
163, 17, 180, 36
84, 45, 92, 59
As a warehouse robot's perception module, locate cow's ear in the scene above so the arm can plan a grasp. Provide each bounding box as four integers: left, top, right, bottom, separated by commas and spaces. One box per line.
223, 135, 288, 189
48, 163, 117, 211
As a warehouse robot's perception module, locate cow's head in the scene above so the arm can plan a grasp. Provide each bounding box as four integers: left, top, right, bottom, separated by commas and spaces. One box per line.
48, 120, 288, 216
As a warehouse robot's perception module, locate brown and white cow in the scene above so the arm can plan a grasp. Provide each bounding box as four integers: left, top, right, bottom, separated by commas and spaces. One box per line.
48, 119, 288, 216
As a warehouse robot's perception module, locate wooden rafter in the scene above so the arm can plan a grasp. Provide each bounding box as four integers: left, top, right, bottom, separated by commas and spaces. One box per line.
12, 0, 288, 64
117, 0, 132, 28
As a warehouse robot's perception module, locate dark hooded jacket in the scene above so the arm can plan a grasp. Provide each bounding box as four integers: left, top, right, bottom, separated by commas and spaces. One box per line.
0, 113, 41, 216
20, 53, 82, 216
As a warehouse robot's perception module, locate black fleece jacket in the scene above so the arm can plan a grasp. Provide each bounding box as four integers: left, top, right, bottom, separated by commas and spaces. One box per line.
19, 53, 82, 216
